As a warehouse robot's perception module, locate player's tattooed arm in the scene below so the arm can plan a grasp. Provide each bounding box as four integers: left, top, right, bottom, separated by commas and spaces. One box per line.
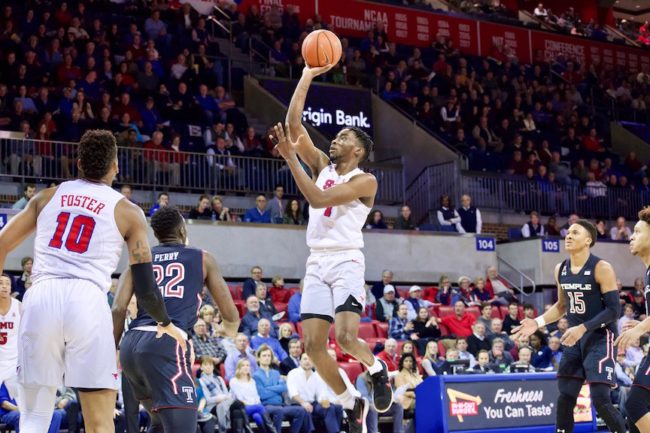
116, 200, 153, 265
111, 269, 134, 348
203, 251, 240, 339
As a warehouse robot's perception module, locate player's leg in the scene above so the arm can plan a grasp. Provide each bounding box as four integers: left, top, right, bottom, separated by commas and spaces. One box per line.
589, 383, 625, 433
302, 317, 348, 394
330, 251, 392, 413
626, 386, 650, 433
63, 282, 120, 433
554, 377, 583, 433
16, 280, 66, 433
155, 408, 198, 433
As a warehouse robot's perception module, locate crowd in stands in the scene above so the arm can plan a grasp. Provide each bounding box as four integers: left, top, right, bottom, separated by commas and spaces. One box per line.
616, 19, 650, 47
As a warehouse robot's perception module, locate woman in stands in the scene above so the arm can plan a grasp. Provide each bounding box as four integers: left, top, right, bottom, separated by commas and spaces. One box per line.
282, 199, 304, 225
189, 194, 212, 220
229, 359, 276, 433
277, 323, 297, 354
211, 196, 232, 222
411, 307, 441, 355
401, 341, 417, 357
470, 278, 497, 305
394, 353, 422, 412
421, 341, 442, 377
365, 210, 388, 229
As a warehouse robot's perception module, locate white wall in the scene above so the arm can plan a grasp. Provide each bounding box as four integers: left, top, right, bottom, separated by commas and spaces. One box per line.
1, 211, 497, 282
498, 238, 645, 286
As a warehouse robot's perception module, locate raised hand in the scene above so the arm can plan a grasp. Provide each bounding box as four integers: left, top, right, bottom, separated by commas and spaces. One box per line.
272, 122, 301, 162
510, 317, 539, 341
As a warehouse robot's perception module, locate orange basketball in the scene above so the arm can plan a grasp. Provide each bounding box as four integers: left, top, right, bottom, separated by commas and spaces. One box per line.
301, 30, 342, 68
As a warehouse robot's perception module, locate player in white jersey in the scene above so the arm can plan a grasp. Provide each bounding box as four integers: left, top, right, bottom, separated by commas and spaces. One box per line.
0, 273, 20, 398
274, 64, 393, 433
0, 130, 186, 433
616, 207, 650, 433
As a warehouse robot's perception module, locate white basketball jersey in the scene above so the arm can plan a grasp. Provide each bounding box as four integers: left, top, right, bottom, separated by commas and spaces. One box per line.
0, 298, 21, 369
32, 179, 125, 292
306, 165, 371, 251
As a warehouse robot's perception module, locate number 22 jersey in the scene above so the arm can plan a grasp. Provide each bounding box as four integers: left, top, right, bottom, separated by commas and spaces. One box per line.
32, 179, 126, 292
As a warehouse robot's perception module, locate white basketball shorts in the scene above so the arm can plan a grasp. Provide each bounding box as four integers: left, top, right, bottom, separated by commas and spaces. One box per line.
18, 278, 119, 390
301, 249, 367, 322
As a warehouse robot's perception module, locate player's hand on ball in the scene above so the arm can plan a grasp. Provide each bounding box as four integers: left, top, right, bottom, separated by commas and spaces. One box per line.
303, 63, 335, 78
157, 322, 188, 353
615, 326, 643, 352
560, 324, 587, 347
272, 123, 300, 161
510, 318, 538, 340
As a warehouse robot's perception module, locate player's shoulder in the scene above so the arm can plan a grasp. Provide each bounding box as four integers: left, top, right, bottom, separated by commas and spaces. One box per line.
594, 259, 614, 274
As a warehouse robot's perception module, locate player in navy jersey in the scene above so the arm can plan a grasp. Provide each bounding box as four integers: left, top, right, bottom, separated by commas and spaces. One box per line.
111, 206, 240, 433
616, 207, 650, 433
513, 219, 626, 433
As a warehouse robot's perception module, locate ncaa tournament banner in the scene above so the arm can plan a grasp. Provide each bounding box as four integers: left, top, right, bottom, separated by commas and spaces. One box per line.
260, 78, 373, 138
239, 0, 649, 71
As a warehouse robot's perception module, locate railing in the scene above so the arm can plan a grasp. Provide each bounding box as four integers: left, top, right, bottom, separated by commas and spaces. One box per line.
404, 161, 460, 224
497, 256, 536, 297
0, 138, 404, 203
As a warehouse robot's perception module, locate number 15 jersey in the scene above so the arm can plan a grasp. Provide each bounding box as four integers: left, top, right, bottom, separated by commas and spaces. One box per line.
558, 253, 617, 336
32, 179, 126, 292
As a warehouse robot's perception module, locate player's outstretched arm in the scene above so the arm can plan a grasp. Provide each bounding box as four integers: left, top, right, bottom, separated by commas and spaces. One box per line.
117, 200, 186, 351
285, 66, 333, 177
0, 189, 54, 272
273, 123, 377, 208
512, 263, 566, 340
203, 251, 240, 339
111, 269, 134, 348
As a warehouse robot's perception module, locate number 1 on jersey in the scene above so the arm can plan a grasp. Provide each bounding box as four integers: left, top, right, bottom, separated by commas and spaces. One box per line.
49, 212, 96, 254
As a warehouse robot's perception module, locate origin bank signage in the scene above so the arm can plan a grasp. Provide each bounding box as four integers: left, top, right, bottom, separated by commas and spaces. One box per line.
261, 78, 373, 138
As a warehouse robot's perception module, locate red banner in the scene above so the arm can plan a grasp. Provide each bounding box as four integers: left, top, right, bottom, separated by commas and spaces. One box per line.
238, 0, 649, 71
478, 22, 531, 64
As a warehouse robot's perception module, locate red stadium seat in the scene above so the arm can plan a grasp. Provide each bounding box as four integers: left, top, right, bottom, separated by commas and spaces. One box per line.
219, 363, 226, 379
295, 322, 303, 338
439, 323, 450, 337
366, 338, 385, 350
437, 341, 447, 358
466, 306, 480, 319
423, 286, 438, 302
339, 362, 364, 384
329, 325, 337, 341
234, 300, 246, 318
275, 302, 287, 314
231, 285, 243, 301
373, 321, 388, 339
358, 322, 377, 339
438, 306, 454, 318
396, 286, 410, 299
490, 306, 502, 319
499, 306, 509, 319
191, 362, 200, 379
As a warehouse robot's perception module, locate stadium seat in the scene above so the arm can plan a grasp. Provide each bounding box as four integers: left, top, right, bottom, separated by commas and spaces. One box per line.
358, 322, 377, 339
466, 306, 480, 319
373, 321, 388, 338
329, 325, 337, 341
192, 362, 200, 379
295, 322, 303, 338
423, 286, 438, 302
491, 306, 502, 319
439, 323, 450, 336
275, 302, 287, 314
396, 286, 410, 298
438, 306, 454, 318
437, 341, 447, 358
508, 228, 523, 240
339, 362, 364, 384
234, 300, 246, 318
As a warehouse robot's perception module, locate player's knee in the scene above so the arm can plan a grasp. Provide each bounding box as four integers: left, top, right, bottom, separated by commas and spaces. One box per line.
334, 328, 357, 351
589, 384, 611, 409
303, 337, 327, 359
626, 390, 650, 424
557, 391, 577, 408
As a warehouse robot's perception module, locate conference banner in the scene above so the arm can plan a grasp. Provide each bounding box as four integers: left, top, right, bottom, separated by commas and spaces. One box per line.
239, 0, 649, 71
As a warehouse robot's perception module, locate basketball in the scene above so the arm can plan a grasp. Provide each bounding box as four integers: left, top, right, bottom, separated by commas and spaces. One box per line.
301, 30, 342, 68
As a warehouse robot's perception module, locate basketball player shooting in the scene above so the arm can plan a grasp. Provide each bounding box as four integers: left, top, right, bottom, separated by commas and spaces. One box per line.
512, 220, 625, 433
0, 130, 187, 433
271, 64, 392, 433
112, 206, 240, 433
615, 207, 650, 433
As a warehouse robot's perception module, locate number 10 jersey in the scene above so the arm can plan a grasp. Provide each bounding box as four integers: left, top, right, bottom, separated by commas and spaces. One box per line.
32, 179, 126, 292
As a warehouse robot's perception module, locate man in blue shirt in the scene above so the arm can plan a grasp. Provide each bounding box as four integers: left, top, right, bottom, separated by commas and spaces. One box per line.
251, 318, 288, 361
0, 383, 65, 433
243, 195, 272, 223
148, 192, 169, 216
240, 296, 278, 337
287, 286, 302, 324
224, 333, 257, 381
253, 345, 309, 433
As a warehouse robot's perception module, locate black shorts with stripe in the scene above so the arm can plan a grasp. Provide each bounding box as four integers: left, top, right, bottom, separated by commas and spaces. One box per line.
557, 329, 616, 386
120, 330, 197, 411
632, 356, 650, 390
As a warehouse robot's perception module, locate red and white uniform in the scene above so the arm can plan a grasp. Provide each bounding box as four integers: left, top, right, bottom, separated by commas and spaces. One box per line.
19, 179, 125, 390
302, 165, 371, 321
0, 298, 21, 396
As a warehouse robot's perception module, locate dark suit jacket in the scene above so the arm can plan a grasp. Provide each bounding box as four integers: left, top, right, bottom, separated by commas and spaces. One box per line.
280, 356, 300, 376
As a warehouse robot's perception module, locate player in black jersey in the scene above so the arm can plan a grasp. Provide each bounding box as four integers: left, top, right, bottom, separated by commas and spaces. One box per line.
616, 207, 650, 433
111, 207, 240, 433
512, 219, 626, 433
